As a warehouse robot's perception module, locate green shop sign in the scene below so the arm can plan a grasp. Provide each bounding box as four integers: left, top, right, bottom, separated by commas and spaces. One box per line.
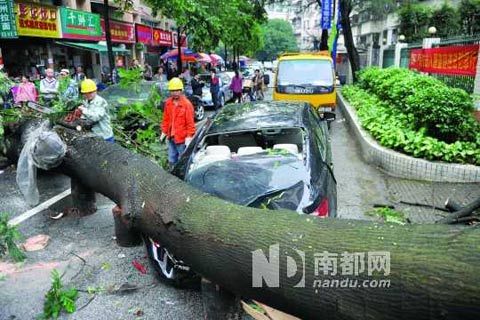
60, 7, 101, 40
0, 0, 18, 39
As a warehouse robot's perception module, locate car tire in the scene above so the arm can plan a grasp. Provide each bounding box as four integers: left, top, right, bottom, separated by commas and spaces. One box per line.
143, 235, 201, 289
194, 105, 205, 121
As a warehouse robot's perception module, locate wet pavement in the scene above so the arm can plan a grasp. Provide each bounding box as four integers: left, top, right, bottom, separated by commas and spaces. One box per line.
1, 89, 479, 319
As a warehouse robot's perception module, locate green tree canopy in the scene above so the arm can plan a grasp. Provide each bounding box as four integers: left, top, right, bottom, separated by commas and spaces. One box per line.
397, 2, 432, 42
430, 3, 460, 38
145, 0, 265, 52
459, 0, 480, 36
255, 19, 298, 61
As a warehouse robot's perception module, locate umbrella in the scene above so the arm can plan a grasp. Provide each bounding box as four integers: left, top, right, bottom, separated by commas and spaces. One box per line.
209, 53, 224, 66
160, 48, 200, 62
239, 55, 250, 61
197, 53, 212, 63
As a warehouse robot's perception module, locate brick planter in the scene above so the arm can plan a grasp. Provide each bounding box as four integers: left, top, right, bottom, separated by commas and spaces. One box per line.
337, 91, 480, 183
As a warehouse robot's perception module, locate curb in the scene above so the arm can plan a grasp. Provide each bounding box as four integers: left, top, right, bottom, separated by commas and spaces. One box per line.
337, 91, 480, 183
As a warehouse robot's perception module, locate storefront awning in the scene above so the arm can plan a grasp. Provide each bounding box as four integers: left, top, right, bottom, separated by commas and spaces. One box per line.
56, 41, 131, 54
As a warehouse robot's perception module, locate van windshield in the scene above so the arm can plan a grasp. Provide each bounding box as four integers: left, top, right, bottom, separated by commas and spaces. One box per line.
277, 59, 334, 87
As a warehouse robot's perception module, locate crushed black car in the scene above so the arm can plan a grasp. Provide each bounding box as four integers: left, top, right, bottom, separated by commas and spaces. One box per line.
145, 101, 337, 287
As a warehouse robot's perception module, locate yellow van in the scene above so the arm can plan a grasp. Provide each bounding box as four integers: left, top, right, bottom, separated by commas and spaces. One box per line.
273, 52, 336, 114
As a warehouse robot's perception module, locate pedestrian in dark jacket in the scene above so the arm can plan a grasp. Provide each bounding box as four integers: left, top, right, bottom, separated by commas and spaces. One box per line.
191, 74, 204, 96
210, 69, 220, 111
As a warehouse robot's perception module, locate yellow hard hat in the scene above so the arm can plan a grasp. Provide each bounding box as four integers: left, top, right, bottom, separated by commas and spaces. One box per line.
168, 77, 184, 91
81, 79, 97, 93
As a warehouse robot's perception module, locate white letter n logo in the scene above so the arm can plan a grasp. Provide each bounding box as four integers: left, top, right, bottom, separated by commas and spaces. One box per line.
252, 244, 280, 288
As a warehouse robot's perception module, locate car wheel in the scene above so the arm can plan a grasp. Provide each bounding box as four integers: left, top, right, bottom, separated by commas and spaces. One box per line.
143, 235, 200, 289
195, 104, 205, 121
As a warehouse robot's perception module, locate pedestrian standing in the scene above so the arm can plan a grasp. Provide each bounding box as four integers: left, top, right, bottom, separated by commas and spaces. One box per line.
73, 66, 85, 82
15, 76, 38, 104
252, 69, 264, 101
210, 69, 221, 111
39, 68, 59, 106
191, 73, 204, 96
144, 63, 153, 80
153, 66, 167, 82
160, 77, 196, 170
59, 69, 79, 102
229, 70, 243, 103
76, 79, 114, 142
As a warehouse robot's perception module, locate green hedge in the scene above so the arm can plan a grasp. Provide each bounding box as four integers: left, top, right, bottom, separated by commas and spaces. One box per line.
342, 85, 480, 165
356, 67, 479, 143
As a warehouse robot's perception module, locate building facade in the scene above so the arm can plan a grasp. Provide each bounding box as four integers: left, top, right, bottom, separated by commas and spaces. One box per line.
0, 0, 176, 80
265, 0, 324, 51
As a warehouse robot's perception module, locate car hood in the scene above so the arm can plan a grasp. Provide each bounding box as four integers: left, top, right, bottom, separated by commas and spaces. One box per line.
185, 152, 312, 212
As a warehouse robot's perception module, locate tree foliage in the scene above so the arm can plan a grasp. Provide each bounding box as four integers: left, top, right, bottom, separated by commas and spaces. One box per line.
459, 0, 480, 36
430, 3, 460, 38
145, 0, 266, 55
397, 0, 480, 41
255, 19, 298, 61
397, 2, 432, 42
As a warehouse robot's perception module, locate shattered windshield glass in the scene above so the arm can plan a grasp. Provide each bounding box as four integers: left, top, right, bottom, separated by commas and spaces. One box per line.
186, 151, 311, 212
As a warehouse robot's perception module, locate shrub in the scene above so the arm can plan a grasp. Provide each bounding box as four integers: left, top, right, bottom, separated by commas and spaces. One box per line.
342, 85, 480, 165
356, 67, 478, 143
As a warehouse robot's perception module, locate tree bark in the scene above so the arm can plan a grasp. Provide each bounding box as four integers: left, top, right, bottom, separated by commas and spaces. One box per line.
340, 0, 360, 82
103, 0, 114, 78
7, 125, 480, 319
70, 178, 96, 216
177, 27, 183, 75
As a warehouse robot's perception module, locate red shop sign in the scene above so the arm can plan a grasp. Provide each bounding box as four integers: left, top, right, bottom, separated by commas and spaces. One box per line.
152, 28, 172, 47
101, 19, 134, 43
136, 24, 152, 45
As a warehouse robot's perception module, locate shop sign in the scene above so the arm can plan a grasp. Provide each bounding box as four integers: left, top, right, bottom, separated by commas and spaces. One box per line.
15, 1, 61, 38
60, 7, 101, 40
152, 28, 172, 47
135, 24, 152, 45
101, 19, 134, 43
0, 0, 17, 38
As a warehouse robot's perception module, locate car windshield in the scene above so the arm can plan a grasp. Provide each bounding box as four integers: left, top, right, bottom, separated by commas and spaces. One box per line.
186, 152, 310, 211
101, 83, 155, 100
277, 59, 333, 87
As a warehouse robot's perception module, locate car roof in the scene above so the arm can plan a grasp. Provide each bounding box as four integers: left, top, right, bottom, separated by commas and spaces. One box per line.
208, 101, 310, 134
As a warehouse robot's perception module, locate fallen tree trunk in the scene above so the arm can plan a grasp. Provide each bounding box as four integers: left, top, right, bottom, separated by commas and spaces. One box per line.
8, 125, 480, 319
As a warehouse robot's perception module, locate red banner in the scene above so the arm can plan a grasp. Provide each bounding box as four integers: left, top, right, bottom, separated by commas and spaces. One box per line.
409, 44, 479, 76
152, 28, 172, 47
101, 19, 135, 43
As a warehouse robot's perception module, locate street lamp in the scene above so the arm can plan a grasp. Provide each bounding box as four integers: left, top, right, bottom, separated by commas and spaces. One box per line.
428, 26, 437, 35
398, 34, 406, 42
